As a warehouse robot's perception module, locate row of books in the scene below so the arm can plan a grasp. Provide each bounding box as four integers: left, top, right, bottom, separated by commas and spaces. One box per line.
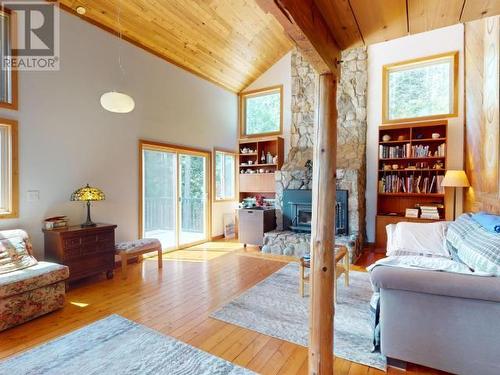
379, 144, 411, 159
412, 143, 446, 158
378, 174, 445, 194
379, 143, 446, 159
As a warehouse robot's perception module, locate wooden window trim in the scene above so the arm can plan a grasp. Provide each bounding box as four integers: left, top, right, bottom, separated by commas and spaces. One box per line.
382, 51, 459, 124
0, 118, 18, 219
240, 85, 283, 138
0, 8, 18, 111
213, 148, 238, 202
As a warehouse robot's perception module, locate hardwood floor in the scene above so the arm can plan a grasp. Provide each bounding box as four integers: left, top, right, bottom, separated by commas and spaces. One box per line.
0, 242, 446, 374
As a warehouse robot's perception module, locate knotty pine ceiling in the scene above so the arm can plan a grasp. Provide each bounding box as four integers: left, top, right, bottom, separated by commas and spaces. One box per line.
59, 1, 499, 91
59, 0, 293, 93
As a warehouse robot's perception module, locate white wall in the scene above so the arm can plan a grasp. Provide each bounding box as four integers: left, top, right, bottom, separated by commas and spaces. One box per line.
243, 52, 292, 157
366, 24, 465, 242
0, 11, 238, 257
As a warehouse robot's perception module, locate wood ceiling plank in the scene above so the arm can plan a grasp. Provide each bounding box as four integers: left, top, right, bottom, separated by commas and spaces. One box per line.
58, 0, 293, 92
408, 0, 465, 34
349, 0, 408, 45
461, 0, 500, 22
313, 0, 364, 48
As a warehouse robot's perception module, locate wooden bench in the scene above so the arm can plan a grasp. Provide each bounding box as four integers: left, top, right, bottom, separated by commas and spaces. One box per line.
115, 239, 162, 279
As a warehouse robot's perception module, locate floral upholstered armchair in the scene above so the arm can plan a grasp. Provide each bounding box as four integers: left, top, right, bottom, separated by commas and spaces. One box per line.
0, 229, 69, 331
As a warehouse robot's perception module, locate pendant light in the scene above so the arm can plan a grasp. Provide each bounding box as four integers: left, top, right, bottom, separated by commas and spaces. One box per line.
100, 0, 135, 113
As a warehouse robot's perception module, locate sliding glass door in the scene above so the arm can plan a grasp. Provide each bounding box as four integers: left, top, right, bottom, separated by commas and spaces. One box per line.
141, 142, 210, 251
143, 149, 177, 250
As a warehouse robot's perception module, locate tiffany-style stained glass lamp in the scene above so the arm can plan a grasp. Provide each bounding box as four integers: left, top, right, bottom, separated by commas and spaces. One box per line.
71, 184, 105, 227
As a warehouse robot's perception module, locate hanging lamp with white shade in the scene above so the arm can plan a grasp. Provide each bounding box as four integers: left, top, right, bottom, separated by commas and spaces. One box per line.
100, 0, 135, 114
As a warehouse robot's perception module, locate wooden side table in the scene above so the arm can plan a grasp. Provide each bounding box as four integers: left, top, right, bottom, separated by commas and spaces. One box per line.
299, 245, 350, 302
43, 224, 117, 285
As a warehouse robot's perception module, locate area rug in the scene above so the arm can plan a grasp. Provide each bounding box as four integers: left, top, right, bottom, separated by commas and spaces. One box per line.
211, 263, 386, 371
0, 315, 253, 375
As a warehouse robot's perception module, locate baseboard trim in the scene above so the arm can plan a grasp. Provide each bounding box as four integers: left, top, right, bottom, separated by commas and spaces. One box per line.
211, 234, 224, 241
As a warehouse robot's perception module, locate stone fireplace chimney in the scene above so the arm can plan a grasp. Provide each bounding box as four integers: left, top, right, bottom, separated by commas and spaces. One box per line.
275, 47, 368, 248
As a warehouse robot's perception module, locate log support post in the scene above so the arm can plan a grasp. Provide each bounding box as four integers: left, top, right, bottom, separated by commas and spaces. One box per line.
309, 73, 337, 374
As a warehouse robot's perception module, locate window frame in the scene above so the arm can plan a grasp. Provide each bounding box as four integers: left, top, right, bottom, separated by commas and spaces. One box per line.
0, 7, 18, 110
0, 118, 18, 219
240, 85, 283, 138
213, 148, 237, 202
382, 51, 459, 124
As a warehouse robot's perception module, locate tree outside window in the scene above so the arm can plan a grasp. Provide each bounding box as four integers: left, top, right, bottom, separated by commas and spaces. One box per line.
214, 150, 236, 201
383, 52, 458, 123
240, 86, 282, 137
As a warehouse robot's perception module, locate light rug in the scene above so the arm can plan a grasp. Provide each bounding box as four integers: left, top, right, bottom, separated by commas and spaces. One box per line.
211, 263, 386, 371
0, 315, 254, 375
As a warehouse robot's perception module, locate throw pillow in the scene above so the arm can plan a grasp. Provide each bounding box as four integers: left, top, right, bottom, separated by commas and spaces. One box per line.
449, 215, 500, 276
388, 221, 450, 258
0, 236, 38, 275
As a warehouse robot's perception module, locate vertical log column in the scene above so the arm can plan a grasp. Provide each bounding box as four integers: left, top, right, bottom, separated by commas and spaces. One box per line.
309, 73, 337, 374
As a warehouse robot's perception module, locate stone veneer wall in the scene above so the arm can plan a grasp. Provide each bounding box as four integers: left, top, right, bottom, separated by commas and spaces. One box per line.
275, 49, 318, 230
275, 48, 368, 244
336, 48, 368, 244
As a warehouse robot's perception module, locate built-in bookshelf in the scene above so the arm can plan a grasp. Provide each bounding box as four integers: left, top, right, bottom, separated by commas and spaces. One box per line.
238, 136, 284, 202
375, 120, 448, 248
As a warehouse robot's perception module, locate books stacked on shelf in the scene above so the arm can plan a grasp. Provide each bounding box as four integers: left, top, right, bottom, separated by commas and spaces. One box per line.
379, 143, 410, 159
378, 174, 445, 194
420, 206, 440, 220
44, 216, 68, 230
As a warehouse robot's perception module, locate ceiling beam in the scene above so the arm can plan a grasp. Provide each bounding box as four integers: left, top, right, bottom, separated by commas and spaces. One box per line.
255, 0, 340, 75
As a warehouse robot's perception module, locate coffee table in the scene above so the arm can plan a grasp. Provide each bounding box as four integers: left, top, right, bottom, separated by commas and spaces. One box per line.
299, 245, 349, 302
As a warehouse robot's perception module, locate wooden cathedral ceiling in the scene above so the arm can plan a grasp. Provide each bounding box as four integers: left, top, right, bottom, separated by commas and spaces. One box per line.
258, 0, 500, 73
59, 1, 500, 90
58, 0, 294, 92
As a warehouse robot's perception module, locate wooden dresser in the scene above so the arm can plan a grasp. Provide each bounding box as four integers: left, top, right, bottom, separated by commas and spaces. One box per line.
43, 224, 117, 284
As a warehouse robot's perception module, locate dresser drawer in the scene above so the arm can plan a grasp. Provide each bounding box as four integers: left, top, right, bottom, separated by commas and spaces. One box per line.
64, 237, 82, 249
63, 246, 81, 260
66, 253, 114, 280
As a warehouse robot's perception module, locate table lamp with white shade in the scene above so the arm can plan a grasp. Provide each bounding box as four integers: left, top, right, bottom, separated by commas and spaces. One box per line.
440, 170, 470, 220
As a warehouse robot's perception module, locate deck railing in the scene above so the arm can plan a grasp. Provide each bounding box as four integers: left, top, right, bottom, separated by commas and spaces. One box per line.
145, 197, 204, 233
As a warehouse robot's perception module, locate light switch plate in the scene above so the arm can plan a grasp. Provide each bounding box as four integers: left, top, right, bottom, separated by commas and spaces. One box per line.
27, 190, 40, 202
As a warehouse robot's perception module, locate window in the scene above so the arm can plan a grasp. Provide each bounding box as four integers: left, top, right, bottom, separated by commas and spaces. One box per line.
240, 85, 282, 137
0, 119, 18, 218
383, 52, 458, 123
214, 150, 236, 201
0, 9, 17, 110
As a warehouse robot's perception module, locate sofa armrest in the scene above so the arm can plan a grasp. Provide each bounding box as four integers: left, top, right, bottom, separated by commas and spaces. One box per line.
370, 266, 500, 302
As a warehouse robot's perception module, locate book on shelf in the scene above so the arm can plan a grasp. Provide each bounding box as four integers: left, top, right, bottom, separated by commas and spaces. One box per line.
411, 143, 446, 158
379, 143, 411, 159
